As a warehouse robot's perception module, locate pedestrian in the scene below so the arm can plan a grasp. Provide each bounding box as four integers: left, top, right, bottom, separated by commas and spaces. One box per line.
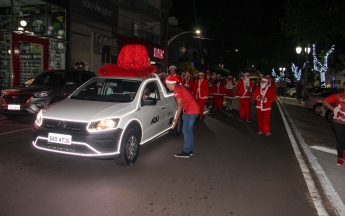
224, 75, 236, 110
280, 80, 286, 97
236, 72, 254, 122
193, 72, 209, 119
296, 80, 303, 103
168, 65, 182, 84
210, 74, 226, 111
323, 81, 345, 165
206, 72, 216, 108
265, 75, 277, 92
183, 71, 194, 89
253, 78, 276, 136
165, 75, 200, 158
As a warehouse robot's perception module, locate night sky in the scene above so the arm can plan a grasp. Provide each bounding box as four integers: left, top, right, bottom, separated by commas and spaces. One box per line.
170, 0, 299, 74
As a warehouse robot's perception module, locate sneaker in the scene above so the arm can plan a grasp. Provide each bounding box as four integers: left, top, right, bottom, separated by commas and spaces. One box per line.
189, 151, 194, 156
174, 151, 190, 158
246, 120, 251, 122
266, 133, 271, 136
337, 159, 344, 166
258, 131, 263, 135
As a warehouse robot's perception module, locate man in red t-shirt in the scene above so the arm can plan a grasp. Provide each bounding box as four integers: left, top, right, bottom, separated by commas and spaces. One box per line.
166, 75, 200, 158
324, 82, 345, 165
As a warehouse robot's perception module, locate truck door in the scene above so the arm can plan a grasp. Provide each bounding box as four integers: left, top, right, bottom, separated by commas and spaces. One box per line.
140, 81, 166, 141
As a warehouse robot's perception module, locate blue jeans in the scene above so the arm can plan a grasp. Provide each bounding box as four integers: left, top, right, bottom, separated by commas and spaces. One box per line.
182, 113, 199, 153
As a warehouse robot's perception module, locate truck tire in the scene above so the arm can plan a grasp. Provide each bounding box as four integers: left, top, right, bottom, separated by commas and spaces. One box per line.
115, 127, 140, 166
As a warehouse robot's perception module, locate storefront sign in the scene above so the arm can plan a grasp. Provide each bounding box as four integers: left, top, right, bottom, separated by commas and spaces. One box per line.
154, 48, 164, 59
82, 0, 111, 17
92, 32, 118, 56
71, 0, 118, 24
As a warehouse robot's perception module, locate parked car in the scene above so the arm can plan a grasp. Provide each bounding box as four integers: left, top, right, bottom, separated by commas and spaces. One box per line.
32, 73, 182, 166
0, 69, 96, 118
304, 87, 337, 101
304, 90, 341, 115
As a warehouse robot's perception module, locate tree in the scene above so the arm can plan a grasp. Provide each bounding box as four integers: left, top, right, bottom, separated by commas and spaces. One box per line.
176, 61, 197, 75
280, 0, 345, 44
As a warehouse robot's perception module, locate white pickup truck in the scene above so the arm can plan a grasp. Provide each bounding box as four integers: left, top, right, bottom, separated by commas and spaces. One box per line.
32, 73, 181, 166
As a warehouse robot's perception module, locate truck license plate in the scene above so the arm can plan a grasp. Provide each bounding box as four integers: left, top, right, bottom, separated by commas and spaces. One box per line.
48, 133, 72, 145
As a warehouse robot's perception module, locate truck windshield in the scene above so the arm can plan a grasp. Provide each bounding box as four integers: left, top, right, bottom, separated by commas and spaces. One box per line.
70, 78, 141, 102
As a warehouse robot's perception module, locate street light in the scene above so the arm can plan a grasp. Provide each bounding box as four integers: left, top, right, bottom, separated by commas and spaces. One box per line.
165, 30, 201, 71
296, 45, 311, 98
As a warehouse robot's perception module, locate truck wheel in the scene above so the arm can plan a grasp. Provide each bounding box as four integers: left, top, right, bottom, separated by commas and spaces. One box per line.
115, 127, 140, 166
169, 114, 183, 136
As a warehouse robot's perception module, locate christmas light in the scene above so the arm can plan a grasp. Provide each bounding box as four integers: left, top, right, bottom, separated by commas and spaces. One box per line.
313, 44, 335, 87
291, 63, 301, 81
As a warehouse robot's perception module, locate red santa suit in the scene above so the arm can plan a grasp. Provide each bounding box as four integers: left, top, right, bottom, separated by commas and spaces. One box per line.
193, 72, 209, 119
224, 77, 236, 99
253, 78, 276, 134
265, 75, 276, 91
235, 72, 255, 121
183, 72, 194, 89
211, 78, 226, 110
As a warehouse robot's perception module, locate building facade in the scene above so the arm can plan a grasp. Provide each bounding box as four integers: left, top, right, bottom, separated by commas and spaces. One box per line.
0, 0, 203, 89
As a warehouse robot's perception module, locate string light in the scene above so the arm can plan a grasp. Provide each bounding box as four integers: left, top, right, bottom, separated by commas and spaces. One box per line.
313, 44, 335, 87
291, 63, 301, 81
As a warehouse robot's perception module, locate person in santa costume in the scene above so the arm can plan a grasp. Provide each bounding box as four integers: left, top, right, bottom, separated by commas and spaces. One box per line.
158, 72, 166, 85
182, 71, 194, 89
168, 65, 182, 84
210, 74, 226, 111
224, 75, 236, 110
235, 72, 255, 122
253, 78, 276, 136
265, 75, 276, 92
165, 75, 200, 158
193, 72, 209, 119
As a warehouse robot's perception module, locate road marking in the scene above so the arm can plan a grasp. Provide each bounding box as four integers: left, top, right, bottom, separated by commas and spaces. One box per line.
277, 97, 345, 216
310, 146, 337, 155
0, 128, 31, 136
277, 98, 329, 216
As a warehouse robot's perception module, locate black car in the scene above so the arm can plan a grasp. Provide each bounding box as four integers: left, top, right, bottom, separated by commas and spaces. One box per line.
0, 69, 96, 118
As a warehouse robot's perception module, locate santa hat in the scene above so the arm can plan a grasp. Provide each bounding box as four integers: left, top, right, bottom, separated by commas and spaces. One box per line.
261, 78, 268, 82
265, 75, 271, 79
185, 71, 191, 76
168, 65, 176, 70
216, 74, 221, 77
199, 72, 204, 76
243, 72, 250, 76
228, 75, 233, 78
165, 75, 178, 84
158, 72, 163, 76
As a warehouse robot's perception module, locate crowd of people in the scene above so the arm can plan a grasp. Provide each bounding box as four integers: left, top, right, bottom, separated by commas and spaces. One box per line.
159, 66, 278, 158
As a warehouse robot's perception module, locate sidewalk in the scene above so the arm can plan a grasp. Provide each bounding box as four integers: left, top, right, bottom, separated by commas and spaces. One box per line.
277, 96, 345, 215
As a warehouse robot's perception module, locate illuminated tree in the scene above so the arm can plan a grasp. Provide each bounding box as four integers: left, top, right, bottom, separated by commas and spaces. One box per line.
312, 44, 335, 86
291, 63, 301, 81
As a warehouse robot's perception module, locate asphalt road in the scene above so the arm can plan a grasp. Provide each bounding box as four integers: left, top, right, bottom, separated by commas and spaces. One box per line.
0, 98, 339, 216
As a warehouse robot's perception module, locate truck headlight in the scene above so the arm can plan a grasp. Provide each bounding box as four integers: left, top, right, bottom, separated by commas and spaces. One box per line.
87, 118, 120, 132
35, 110, 43, 126
34, 91, 50, 98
